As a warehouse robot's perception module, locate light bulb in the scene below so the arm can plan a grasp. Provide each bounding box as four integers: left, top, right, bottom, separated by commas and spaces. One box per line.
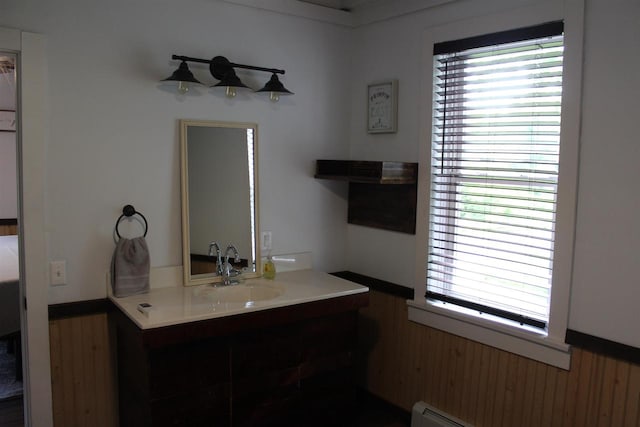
269, 92, 280, 102
225, 86, 237, 98
177, 81, 189, 94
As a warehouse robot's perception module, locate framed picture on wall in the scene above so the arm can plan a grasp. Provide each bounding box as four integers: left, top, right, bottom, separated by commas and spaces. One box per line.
0, 110, 16, 132
367, 80, 397, 133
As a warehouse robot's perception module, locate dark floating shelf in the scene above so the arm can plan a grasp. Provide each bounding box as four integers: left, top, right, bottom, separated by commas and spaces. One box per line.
315, 160, 418, 234
315, 160, 417, 184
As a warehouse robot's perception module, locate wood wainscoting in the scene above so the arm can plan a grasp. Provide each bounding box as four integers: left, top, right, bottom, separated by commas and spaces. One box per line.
46, 291, 640, 426
0, 219, 17, 236
358, 289, 640, 427
49, 313, 116, 427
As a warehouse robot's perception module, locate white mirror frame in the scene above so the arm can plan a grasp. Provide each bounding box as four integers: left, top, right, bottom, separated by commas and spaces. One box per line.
180, 119, 260, 286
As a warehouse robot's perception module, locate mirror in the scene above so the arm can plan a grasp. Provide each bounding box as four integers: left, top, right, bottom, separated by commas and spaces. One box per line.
180, 119, 260, 286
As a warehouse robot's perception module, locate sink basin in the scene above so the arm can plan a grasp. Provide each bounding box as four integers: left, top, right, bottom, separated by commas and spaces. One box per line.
194, 284, 284, 304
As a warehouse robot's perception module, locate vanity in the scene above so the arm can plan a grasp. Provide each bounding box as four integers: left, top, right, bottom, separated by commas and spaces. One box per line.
110, 120, 369, 426
110, 270, 368, 427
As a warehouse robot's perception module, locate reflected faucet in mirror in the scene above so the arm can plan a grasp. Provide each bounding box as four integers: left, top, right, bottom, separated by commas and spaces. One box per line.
222, 244, 241, 286
208, 241, 223, 276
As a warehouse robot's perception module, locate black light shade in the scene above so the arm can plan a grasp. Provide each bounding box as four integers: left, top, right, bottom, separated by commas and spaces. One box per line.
212, 69, 250, 98
162, 61, 202, 85
257, 73, 294, 96
162, 61, 202, 94
211, 69, 249, 89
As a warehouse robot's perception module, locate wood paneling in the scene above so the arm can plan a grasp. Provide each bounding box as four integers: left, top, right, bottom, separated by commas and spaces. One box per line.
189, 256, 217, 275
566, 329, 640, 366
47, 290, 640, 426
332, 271, 414, 300
49, 313, 116, 427
0, 223, 17, 236
358, 289, 640, 427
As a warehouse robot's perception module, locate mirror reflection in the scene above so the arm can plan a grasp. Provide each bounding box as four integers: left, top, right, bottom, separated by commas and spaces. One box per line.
180, 120, 259, 286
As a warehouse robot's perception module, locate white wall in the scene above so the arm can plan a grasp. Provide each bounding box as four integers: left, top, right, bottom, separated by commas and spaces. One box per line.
0, 69, 17, 219
347, 0, 640, 347
0, 69, 14, 110
569, 0, 640, 348
0, 132, 17, 219
0, 0, 352, 304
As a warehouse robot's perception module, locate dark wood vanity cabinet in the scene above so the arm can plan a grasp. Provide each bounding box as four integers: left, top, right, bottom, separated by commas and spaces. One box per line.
110, 292, 368, 427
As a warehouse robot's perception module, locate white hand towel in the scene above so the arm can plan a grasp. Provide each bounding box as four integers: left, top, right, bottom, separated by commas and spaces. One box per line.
111, 236, 150, 298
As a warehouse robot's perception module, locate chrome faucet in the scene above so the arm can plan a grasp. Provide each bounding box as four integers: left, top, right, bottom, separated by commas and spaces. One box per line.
208, 241, 223, 276
221, 244, 241, 285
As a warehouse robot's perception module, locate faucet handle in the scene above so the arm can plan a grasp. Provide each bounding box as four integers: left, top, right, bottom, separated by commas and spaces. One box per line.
224, 244, 241, 262
208, 241, 221, 256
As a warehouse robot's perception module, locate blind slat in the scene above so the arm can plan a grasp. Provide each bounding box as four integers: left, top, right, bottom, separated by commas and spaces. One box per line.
437, 58, 563, 77
427, 271, 551, 307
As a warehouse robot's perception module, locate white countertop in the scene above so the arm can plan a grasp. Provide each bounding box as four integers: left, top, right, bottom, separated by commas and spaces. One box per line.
109, 269, 368, 330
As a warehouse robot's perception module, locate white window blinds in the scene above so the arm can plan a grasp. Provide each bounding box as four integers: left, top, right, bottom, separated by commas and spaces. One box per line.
426, 22, 564, 330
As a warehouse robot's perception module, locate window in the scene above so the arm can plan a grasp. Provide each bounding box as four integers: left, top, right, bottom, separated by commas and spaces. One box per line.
426, 22, 565, 332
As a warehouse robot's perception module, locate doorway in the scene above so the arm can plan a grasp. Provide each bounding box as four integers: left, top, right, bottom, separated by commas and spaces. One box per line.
0, 53, 24, 426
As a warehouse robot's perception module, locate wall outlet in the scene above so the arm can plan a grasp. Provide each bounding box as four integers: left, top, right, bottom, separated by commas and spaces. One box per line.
50, 260, 66, 286
261, 231, 272, 251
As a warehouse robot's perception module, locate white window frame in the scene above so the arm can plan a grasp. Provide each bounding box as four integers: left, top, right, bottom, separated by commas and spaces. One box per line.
408, 0, 584, 370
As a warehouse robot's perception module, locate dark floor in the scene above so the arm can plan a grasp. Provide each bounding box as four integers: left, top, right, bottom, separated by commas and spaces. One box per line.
0, 388, 404, 427
0, 339, 24, 427
354, 392, 410, 427
0, 396, 23, 427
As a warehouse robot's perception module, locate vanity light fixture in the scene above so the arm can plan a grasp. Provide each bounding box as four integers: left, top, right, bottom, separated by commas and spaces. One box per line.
256, 73, 294, 102
161, 60, 203, 94
163, 55, 294, 101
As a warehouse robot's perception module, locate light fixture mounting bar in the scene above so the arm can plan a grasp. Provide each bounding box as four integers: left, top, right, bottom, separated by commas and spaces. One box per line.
171, 54, 285, 75
171, 55, 210, 65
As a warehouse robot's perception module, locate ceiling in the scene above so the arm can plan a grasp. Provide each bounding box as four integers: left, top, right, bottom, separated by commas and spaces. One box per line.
297, 0, 381, 11
297, 0, 456, 25
222, 0, 456, 27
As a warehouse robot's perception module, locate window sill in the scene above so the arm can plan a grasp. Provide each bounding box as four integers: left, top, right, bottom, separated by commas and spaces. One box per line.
407, 299, 571, 370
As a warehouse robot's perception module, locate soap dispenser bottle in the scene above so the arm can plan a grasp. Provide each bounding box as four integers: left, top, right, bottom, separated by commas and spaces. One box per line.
263, 253, 276, 280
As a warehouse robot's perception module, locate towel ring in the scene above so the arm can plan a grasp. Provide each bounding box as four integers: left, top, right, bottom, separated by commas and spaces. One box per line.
115, 204, 148, 239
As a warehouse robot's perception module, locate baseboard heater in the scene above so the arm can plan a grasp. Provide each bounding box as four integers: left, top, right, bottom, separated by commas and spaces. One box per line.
411, 401, 473, 427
